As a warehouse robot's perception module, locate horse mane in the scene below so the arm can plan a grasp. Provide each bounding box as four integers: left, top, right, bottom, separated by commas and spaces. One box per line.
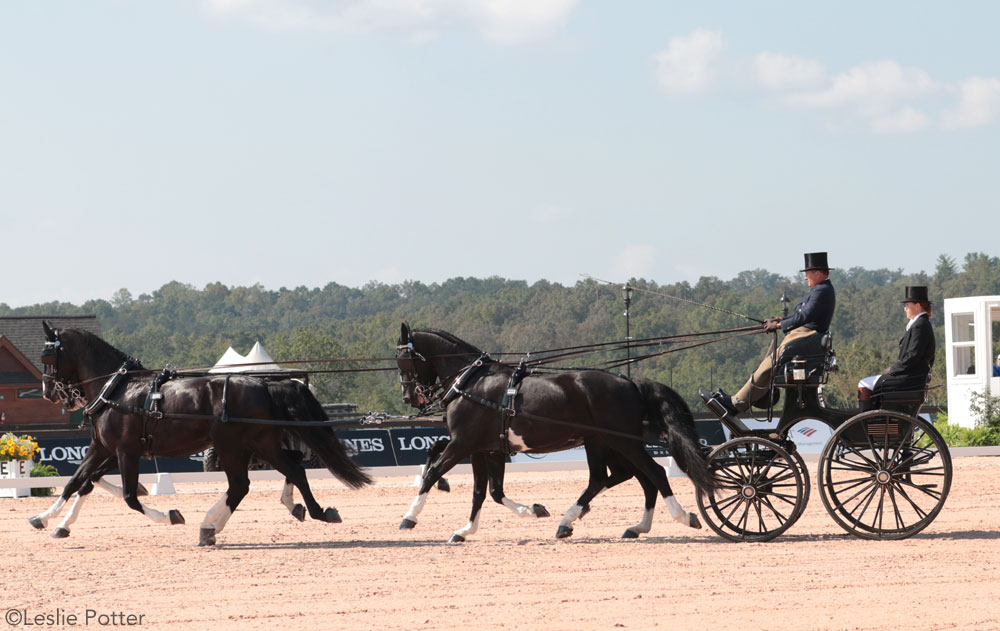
414, 328, 485, 356
65, 328, 143, 369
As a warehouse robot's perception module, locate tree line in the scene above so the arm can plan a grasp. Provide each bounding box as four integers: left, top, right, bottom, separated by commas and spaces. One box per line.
4, 252, 999, 414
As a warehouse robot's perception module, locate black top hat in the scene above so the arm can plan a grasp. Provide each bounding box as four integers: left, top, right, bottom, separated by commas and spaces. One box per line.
902, 286, 931, 303
800, 252, 830, 272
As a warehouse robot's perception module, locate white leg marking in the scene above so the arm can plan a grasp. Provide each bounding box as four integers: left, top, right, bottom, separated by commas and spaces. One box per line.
403, 492, 429, 523
663, 495, 693, 527
140, 503, 171, 525
452, 511, 482, 539
96, 478, 124, 498
280, 483, 295, 513
627, 508, 656, 535
558, 503, 585, 530
201, 493, 231, 531
501, 497, 537, 518
33, 497, 69, 527
55, 493, 89, 532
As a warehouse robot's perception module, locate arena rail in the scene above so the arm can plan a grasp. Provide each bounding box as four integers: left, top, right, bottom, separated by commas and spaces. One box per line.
2, 446, 998, 495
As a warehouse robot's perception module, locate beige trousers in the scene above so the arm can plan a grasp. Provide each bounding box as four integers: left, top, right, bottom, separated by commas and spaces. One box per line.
733, 327, 818, 411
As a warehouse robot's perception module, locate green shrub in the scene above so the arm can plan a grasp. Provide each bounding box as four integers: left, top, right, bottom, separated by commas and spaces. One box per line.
30, 462, 59, 497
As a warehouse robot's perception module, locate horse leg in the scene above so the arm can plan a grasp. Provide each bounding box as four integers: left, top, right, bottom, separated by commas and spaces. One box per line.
448, 452, 490, 543
278, 450, 306, 522
199, 447, 252, 546
117, 449, 185, 528
612, 444, 700, 529
50, 458, 122, 538
556, 441, 612, 539
29, 443, 110, 533
258, 443, 340, 524
486, 452, 549, 519
400, 439, 469, 530
607, 459, 659, 539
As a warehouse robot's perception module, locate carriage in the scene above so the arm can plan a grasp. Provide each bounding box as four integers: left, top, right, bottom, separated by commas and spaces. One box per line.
697, 331, 952, 542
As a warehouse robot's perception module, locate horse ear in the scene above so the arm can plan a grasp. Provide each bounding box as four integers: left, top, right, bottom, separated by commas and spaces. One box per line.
42, 320, 55, 341
400, 322, 410, 344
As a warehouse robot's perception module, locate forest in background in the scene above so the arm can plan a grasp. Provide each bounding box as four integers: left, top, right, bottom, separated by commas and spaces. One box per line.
4, 253, 999, 415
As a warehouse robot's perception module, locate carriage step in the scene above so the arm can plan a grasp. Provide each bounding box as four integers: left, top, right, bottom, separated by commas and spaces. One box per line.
699, 389, 751, 434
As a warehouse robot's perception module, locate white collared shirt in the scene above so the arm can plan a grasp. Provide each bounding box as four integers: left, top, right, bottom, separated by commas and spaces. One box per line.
906, 311, 928, 331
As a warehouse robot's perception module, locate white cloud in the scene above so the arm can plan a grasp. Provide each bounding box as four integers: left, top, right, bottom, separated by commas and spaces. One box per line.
786, 60, 941, 118
870, 107, 931, 134
754, 52, 826, 89
940, 77, 1000, 130
615, 245, 656, 279
198, 0, 577, 44
654, 29, 726, 95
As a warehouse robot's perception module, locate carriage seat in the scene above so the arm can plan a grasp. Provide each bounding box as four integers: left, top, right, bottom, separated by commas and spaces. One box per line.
873, 389, 927, 417
771, 332, 838, 387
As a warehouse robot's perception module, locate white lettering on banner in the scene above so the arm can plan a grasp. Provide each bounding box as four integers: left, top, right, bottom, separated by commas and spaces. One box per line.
396, 436, 447, 452
39, 445, 89, 462
341, 437, 385, 453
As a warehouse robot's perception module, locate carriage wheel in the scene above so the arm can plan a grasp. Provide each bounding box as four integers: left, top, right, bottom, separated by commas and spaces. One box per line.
817, 410, 952, 540
696, 437, 807, 542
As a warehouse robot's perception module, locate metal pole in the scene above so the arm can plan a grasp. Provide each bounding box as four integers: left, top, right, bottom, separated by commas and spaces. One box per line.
623, 284, 633, 378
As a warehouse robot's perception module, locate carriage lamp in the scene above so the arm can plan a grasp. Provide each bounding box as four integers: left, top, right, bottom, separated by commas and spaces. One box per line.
622, 284, 634, 378
780, 291, 789, 319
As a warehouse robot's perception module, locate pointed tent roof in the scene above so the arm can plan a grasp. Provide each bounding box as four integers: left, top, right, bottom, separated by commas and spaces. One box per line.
210, 342, 287, 373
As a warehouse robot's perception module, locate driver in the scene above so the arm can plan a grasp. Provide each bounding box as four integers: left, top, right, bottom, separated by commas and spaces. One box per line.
709, 252, 836, 417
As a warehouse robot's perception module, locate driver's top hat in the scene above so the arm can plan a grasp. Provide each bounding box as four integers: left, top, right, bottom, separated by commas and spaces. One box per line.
800, 252, 830, 272
902, 286, 931, 303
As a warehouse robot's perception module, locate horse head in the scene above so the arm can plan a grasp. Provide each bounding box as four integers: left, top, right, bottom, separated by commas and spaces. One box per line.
40, 323, 137, 411
397, 322, 438, 408
396, 322, 489, 409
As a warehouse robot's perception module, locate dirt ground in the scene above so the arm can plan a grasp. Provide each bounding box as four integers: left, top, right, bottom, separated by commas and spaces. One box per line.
2, 457, 998, 631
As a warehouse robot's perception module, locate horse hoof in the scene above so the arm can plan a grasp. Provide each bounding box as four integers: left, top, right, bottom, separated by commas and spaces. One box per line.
137, 483, 150, 497
198, 527, 216, 546
555, 525, 573, 539
688, 513, 702, 529
448, 534, 465, 543
169, 510, 185, 525
436, 478, 451, 493
621, 529, 640, 539
29, 516, 46, 530
532, 504, 550, 518
292, 504, 306, 522
399, 519, 417, 530
52, 528, 71, 539
323, 508, 342, 523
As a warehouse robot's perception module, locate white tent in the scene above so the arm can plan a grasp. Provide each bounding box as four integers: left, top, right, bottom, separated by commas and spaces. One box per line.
210, 342, 283, 373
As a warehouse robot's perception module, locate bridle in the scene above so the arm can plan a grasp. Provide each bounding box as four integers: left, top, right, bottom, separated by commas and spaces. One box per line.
41, 330, 86, 410
395, 340, 439, 408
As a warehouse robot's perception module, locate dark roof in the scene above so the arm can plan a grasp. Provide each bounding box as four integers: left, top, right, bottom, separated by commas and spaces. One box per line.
0, 316, 101, 373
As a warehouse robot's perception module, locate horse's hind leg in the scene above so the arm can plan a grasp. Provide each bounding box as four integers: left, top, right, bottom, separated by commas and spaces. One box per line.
614, 444, 700, 530
260, 444, 340, 524
50, 458, 120, 538
609, 459, 658, 539
278, 450, 306, 522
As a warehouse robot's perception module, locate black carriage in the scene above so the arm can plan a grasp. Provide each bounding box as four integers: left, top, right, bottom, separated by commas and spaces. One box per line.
698, 332, 952, 542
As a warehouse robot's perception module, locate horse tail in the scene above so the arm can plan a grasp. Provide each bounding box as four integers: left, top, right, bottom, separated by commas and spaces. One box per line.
634, 379, 716, 493
268, 382, 373, 489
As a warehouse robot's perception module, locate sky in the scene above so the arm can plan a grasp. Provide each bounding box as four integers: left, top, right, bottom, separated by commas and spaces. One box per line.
2, 1, 999, 308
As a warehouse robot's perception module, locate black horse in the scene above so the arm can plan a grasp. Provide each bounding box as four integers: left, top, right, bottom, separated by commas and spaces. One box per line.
31, 323, 371, 545
396, 323, 714, 542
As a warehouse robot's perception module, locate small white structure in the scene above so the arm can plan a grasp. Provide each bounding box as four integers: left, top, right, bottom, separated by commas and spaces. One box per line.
944, 295, 1000, 428
210, 341, 282, 373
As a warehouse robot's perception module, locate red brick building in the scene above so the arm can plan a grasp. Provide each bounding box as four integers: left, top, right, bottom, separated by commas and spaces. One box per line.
0, 315, 99, 430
